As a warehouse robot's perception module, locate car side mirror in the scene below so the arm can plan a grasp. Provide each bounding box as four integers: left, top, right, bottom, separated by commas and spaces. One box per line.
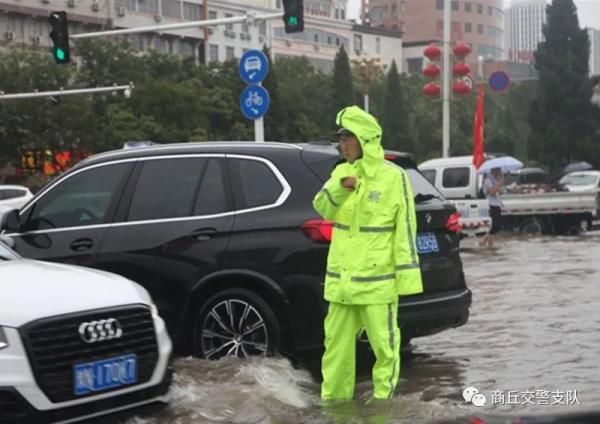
0, 234, 15, 249
0, 208, 21, 232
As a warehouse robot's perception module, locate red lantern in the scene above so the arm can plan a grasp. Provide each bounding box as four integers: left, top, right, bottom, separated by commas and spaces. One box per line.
452, 62, 471, 76
422, 82, 441, 97
423, 44, 442, 60
453, 42, 472, 59
423, 64, 441, 78
452, 80, 471, 95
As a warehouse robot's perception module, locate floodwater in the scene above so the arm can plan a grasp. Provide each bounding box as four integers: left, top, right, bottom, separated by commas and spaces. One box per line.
122, 233, 600, 424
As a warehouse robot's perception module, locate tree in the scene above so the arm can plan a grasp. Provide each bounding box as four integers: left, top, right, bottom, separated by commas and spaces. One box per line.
381, 60, 412, 152
528, 0, 600, 170
331, 45, 355, 118
262, 46, 288, 142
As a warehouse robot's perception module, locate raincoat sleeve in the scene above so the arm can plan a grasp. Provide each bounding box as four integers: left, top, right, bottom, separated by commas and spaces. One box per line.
393, 169, 423, 295
312, 164, 354, 221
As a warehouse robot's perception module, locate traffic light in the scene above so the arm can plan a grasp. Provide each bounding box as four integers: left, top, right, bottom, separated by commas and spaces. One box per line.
49, 11, 70, 64
282, 0, 304, 34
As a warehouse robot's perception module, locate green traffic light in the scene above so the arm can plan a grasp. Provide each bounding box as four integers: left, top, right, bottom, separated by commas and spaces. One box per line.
287, 16, 298, 26
55, 48, 65, 61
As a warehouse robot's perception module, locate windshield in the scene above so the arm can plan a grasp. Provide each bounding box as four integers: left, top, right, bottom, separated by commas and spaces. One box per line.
0, 239, 20, 261
406, 169, 444, 199
559, 174, 598, 186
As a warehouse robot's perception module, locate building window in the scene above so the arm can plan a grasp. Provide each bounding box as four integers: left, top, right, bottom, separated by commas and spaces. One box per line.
226, 46, 235, 60
209, 10, 217, 20
225, 13, 233, 31
314, 33, 319, 43
341, 9, 345, 20
376, 37, 381, 54
242, 21, 249, 33
477, 4, 483, 14
336, 37, 340, 46
436, 0, 443, 10
465, 2, 472, 12
488, 6, 493, 15
335, 9, 340, 19
465, 22, 472, 33
183, 3, 201, 20
209, 44, 219, 62
259, 21, 267, 36
328, 36, 332, 45
477, 24, 484, 34
451, 1, 459, 11
354, 34, 363, 53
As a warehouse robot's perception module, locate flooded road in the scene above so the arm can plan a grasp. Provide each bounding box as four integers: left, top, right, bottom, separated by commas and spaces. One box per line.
124, 233, 600, 423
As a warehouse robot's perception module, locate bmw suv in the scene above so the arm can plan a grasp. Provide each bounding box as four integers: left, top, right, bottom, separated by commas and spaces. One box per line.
0, 142, 471, 360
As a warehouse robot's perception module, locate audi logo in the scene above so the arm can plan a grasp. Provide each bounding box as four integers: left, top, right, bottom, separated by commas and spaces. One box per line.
78, 318, 123, 343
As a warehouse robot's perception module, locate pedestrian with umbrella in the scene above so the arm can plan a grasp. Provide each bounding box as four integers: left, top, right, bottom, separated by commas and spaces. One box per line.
478, 157, 523, 247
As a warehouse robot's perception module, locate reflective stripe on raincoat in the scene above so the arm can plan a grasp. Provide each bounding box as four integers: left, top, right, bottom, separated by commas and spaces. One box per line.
312, 106, 423, 305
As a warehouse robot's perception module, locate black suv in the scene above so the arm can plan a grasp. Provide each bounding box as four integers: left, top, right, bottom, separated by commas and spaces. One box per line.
0, 142, 471, 360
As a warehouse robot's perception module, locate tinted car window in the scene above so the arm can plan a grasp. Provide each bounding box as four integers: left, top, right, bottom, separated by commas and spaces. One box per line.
421, 169, 436, 186
27, 164, 129, 230
442, 167, 470, 188
193, 158, 230, 215
232, 159, 282, 208
128, 158, 207, 221
0, 189, 26, 200
406, 169, 443, 197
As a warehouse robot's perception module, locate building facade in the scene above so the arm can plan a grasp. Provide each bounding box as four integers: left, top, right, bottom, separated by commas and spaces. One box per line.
589, 28, 600, 77
364, 0, 504, 64
505, 0, 546, 64
0, 0, 275, 64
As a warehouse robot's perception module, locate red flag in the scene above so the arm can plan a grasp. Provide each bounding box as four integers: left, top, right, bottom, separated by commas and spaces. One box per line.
472, 84, 485, 169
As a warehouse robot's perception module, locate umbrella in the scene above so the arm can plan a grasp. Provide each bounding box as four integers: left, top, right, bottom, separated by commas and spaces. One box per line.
477, 156, 523, 174
563, 161, 593, 174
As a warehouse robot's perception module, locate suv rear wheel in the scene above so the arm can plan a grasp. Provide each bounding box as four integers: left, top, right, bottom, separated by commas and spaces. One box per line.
193, 288, 281, 359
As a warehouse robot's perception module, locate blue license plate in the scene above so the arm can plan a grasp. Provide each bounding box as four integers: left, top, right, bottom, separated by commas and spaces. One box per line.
74, 354, 137, 396
417, 232, 439, 254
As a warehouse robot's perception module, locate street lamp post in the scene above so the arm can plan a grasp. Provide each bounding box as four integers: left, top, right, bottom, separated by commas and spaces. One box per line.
351, 54, 386, 114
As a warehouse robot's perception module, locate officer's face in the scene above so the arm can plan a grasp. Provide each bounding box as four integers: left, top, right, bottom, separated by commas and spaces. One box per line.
339, 135, 362, 163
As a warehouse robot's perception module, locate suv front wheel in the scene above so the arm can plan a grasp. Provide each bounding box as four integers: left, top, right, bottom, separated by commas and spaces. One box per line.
193, 288, 281, 359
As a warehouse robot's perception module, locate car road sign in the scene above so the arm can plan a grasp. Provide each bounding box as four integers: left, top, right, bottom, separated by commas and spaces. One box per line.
239, 50, 269, 85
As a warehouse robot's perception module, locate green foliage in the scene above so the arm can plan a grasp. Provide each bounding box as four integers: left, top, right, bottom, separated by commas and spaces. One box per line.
529, 0, 600, 170
0, 39, 568, 172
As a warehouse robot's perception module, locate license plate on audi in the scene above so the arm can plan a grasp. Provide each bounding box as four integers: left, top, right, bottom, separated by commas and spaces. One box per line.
417, 232, 439, 254
74, 354, 137, 396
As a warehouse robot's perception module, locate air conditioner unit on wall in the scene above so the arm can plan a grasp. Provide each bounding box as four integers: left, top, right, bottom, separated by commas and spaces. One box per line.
31, 35, 41, 44
41, 0, 50, 4
92, 3, 100, 12
117, 6, 126, 17
5, 31, 14, 41
68, 0, 76, 8
154, 13, 162, 23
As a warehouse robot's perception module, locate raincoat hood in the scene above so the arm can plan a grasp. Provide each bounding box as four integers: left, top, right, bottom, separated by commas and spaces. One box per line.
336, 106, 384, 178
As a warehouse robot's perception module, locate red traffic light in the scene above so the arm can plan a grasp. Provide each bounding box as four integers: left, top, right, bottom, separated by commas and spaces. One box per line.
422, 82, 441, 97
423, 44, 442, 60
423, 64, 441, 78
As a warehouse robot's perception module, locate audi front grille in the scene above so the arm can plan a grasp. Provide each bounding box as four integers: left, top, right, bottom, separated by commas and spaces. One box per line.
19, 305, 159, 403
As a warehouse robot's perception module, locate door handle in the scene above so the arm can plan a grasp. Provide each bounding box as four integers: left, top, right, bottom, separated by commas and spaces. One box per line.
190, 228, 217, 241
70, 238, 93, 252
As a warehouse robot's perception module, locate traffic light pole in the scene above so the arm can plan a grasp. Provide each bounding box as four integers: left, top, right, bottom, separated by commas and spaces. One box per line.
0, 83, 134, 100
69, 12, 283, 40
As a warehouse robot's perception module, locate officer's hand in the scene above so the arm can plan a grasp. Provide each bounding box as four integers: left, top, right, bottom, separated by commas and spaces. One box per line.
342, 177, 357, 191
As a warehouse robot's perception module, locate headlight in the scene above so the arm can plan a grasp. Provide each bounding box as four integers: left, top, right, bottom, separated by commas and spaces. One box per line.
0, 327, 8, 350
150, 303, 160, 319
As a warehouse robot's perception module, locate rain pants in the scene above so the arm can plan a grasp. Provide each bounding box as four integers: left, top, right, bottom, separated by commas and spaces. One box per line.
313, 106, 423, 400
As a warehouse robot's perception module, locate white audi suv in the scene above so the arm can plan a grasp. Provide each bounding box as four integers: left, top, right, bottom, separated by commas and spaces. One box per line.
0, 237, 172, 423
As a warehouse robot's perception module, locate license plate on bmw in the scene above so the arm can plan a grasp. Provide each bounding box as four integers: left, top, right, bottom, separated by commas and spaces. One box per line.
417, 232, 439, 254
74, 354, 137, 396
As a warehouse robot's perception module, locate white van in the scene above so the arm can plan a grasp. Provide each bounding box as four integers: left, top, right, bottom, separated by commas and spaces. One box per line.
419, 156, 491, 237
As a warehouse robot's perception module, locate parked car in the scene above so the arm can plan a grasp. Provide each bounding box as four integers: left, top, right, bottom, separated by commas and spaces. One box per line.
559, 170, 600, 193
0, 185, 33, 209
0, 236, 172, 424
0, 141, 471, 360
504, 167, 549, 187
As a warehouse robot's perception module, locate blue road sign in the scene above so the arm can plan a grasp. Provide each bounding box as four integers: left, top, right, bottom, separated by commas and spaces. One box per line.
240, 85, 270, 120
488, 71, 510, 92
239, 50, 269, 85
